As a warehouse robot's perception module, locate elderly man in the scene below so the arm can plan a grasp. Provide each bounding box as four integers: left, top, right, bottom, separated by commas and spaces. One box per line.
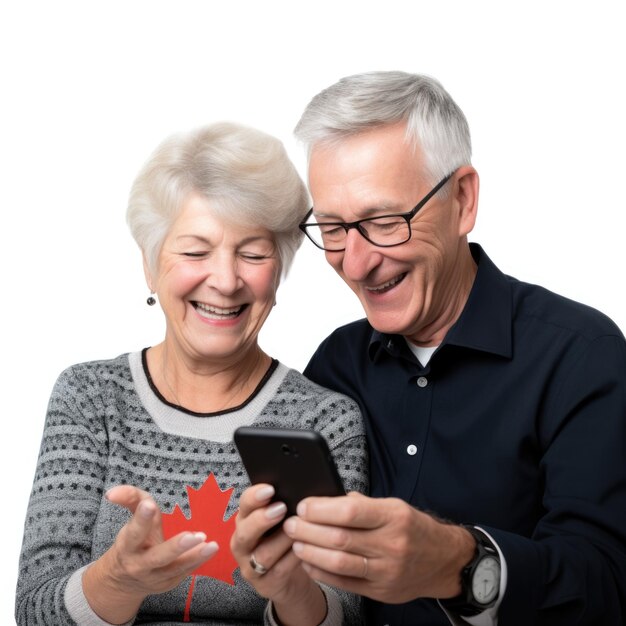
283, 71, 626, 625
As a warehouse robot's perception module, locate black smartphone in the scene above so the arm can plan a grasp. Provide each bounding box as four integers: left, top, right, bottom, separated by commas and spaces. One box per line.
234, 427, 345, 517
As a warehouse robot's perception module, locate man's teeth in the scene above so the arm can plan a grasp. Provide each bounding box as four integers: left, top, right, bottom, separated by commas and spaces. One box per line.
195, 303, 243, 319
367, 274, 405, 293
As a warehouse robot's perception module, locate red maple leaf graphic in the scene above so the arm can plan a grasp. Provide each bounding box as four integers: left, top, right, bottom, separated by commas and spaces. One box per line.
161, 473, 239, 621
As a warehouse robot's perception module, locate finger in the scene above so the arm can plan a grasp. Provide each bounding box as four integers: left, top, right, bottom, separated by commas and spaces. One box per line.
298, 560, 367, 597
106, 485, 153, 514
148, 534, 219, 572
283, 514, 367, 555
243, 538, 301, 584
292, 540, 371, 579
238, 484, 276, 517
258, 544, 302, 580
142, 540, 220, 592
231, 516, 291, 571
232, 500, 288, 556
116, 531, 218, 587
296, 492, 384, 530
116, 497, 163, 552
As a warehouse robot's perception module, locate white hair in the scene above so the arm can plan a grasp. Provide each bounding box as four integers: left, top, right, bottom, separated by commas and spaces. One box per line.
294, 71, 472, 185
127, 122, 310, 278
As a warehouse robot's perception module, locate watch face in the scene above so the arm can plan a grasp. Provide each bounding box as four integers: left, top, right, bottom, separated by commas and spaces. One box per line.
472, 555, 500, 604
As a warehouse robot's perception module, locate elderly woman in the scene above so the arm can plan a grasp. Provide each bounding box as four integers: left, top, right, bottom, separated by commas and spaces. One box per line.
16, 122, 367, 626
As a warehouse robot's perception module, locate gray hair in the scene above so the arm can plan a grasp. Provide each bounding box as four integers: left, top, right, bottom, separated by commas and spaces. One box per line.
127, 122, 310, 278
294, 71, 472, 185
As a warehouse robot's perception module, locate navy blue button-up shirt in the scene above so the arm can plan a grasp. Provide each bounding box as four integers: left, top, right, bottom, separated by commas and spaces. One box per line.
304, 244, 626, 625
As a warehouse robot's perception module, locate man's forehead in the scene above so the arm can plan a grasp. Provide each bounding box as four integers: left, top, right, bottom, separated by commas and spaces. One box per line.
309, 121, 415, 159
308, 125, 425, 201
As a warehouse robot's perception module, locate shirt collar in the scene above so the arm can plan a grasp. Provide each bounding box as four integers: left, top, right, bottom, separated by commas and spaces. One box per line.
369, 243, 513, 361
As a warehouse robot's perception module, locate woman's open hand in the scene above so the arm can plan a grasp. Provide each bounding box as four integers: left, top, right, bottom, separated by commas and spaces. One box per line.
82, 485, 218, 623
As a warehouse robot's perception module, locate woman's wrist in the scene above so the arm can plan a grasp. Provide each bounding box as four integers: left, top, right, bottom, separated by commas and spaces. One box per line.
82, 552, 145, 624
272, 576, 327, 626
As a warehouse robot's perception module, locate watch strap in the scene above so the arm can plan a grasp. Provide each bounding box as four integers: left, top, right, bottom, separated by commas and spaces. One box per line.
440, 525, 500, 617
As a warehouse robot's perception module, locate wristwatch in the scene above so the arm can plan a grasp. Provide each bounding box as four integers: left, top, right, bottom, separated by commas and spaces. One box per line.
440, 525, 501, 616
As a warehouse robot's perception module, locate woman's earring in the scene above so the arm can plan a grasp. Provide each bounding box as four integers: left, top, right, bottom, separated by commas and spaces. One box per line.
146, 293, 156, 306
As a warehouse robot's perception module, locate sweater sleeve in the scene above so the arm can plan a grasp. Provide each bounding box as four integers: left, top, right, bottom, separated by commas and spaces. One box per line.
65, 565, 135, 626
264, 584, 346, 626
15, 365, 110, 625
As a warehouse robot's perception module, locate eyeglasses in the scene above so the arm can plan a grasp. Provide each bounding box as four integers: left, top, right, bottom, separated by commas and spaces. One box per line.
299, 173, 452, 252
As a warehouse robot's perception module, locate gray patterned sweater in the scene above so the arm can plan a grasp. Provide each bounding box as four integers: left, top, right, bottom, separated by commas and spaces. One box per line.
16, 351, 368, 625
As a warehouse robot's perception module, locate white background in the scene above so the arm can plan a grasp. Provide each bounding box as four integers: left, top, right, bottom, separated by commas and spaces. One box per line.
2, 1, 625, 622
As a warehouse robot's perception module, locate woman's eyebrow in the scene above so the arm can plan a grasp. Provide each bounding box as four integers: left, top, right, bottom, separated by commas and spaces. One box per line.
175, 234, 212, 244
175, 234, 274, 246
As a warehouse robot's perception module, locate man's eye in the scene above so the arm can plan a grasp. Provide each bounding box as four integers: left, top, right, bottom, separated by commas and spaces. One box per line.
369, 220, 404, 233
319, 225, 343, 236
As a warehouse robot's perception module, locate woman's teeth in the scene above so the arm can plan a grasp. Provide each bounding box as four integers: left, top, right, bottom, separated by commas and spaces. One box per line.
194, 302, 244, 320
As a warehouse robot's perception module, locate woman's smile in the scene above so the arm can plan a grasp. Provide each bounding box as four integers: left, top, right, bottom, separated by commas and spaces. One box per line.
192, 301, 248, 321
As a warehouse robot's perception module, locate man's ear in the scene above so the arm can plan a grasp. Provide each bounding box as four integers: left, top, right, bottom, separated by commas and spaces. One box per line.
453, 166, 479, 237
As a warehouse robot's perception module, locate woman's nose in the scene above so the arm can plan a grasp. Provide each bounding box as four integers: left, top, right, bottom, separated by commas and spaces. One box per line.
205, 254, 242, 294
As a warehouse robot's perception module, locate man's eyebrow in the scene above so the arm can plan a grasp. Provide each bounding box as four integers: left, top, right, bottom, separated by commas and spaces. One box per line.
313, 202, 405, 220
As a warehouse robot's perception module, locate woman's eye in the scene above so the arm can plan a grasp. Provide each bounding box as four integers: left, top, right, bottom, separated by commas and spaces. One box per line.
241, 253, 268, 261
182, 251, 208, 257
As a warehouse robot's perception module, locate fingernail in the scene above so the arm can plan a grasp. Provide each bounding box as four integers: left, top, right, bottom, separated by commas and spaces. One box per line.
179, 532, 205, 549
266, 502, 287, 519
296, 501, 307, 516
138, 500, 156, 519
255, 485, 275, 501
200, 541, 219, 558
292, 541, 304, 556
283, 518, 296, 536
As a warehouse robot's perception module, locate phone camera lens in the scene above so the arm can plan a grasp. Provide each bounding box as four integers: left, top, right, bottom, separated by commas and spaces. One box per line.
281, 444, 291, 455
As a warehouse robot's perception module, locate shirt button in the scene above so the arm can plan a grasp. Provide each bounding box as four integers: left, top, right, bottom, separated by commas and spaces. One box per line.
417, 376, 428, 387
407, 444, 418, 456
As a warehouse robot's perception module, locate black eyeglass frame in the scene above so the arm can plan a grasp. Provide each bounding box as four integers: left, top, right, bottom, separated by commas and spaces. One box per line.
299, 173, 453, 251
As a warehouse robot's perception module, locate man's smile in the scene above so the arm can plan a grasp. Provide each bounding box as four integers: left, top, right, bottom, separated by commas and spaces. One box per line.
365, 272, 407, 295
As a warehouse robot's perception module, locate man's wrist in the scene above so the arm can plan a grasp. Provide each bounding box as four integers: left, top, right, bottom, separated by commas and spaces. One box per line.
440, 526, 501, 616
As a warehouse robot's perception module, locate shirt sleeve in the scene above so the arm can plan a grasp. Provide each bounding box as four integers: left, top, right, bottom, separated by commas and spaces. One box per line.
487, 334, 626, 623
439, 528, 509, 626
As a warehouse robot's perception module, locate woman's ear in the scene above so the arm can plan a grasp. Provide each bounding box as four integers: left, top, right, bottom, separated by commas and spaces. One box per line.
453, 166, 479, 237
142, 252, 155, 293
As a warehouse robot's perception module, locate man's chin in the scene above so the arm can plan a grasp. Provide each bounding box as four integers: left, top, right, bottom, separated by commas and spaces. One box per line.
364, 312, 411, 337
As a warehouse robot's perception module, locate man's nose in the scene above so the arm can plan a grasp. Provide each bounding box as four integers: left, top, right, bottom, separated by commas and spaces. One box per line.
340, 228, 381, 281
